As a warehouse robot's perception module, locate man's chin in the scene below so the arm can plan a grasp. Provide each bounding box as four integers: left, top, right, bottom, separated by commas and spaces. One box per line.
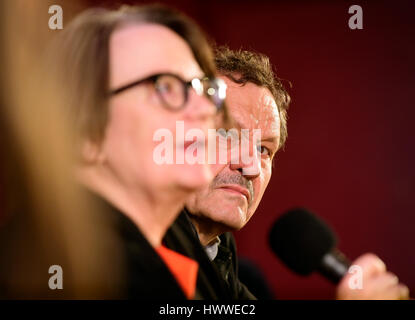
214, 187, 249, 207
214, 211, 247, 232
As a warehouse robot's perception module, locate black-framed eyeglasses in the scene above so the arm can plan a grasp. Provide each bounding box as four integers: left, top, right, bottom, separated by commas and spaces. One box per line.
109, 72, 226, 111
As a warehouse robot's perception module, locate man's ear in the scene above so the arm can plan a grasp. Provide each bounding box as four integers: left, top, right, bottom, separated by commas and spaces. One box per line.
81, 139, 106, 165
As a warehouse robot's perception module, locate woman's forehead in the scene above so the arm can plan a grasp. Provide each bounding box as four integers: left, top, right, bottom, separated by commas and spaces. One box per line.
109, 23, 203, 88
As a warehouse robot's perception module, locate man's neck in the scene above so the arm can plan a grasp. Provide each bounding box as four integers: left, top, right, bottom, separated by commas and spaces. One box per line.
189, 214, 227, 246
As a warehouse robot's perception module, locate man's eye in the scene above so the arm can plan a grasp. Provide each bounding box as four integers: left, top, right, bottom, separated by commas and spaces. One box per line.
257, 145, 270, 157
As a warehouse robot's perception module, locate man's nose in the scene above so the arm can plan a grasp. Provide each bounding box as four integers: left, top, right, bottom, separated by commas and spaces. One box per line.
229, 138, 260, 179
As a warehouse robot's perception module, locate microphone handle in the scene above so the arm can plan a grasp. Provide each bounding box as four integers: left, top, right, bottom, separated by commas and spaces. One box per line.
318, 248, 351, 284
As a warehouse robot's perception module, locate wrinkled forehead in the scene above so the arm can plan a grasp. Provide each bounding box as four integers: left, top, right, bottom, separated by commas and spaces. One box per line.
221, 76, 280, 134
109, 23, 203, 89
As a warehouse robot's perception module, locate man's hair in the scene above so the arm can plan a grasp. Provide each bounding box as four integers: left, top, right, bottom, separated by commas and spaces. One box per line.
50, 4, 217, 145
215, 46, 291, 149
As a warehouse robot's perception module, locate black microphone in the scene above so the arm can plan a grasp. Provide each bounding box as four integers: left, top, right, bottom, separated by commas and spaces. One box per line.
269, 208, 351, 284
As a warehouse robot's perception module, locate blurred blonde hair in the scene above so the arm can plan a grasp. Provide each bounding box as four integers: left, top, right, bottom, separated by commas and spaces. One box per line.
0, 0, 123, 298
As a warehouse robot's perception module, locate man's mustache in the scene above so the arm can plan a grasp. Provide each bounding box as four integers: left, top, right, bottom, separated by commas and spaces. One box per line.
211, 173, 254, 204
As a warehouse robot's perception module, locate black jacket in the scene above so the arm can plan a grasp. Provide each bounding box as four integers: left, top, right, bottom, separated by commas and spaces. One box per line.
163, 210, 232, 299
164, 210, 256, 300
90, 192, 188, 299
215, 232, 256, 300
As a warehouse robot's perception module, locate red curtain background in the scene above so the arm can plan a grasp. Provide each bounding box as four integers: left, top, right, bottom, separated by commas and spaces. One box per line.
88, 0, 415, 299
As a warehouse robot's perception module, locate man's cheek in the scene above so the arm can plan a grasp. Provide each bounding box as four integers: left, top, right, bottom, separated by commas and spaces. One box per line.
251, 181, 267, 211
209, 162, 226, 177
260, 168, 272, 193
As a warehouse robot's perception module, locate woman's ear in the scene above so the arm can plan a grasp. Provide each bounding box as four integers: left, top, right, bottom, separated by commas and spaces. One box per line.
81, 139, 106, 165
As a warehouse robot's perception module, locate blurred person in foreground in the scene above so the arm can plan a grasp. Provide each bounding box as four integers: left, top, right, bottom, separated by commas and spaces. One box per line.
49, 5, 231, 299
0, 0, 123, 299
166, 47, 410, 300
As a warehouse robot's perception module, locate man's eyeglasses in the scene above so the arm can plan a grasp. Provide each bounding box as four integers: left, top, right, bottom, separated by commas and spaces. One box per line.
109, 73, 226, 111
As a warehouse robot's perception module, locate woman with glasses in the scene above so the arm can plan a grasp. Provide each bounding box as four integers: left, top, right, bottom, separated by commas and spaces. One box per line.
51, 5, 228, 299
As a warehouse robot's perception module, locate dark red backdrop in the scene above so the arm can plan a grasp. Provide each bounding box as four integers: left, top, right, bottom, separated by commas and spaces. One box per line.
87, 0, 415, 299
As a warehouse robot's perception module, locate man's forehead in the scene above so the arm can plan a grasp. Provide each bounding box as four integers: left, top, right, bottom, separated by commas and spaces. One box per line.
222, 76, 280, 134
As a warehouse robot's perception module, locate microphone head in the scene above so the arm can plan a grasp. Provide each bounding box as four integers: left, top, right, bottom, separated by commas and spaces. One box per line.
269, 208, 337, 276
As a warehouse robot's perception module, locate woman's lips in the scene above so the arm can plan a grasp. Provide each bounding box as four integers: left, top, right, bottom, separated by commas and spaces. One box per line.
217, 184, 251, 203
